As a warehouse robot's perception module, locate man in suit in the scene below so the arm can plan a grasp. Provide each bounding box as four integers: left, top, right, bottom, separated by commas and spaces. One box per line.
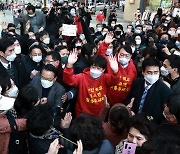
0, 37, 28, 89
126, 57, 172, 123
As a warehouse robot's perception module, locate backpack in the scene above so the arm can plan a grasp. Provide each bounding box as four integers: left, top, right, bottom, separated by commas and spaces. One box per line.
6, 111, 28, 154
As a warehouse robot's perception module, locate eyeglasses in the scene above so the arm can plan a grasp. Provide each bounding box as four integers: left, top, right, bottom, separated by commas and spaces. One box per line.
41, 76, 55, 82
119, 53, 131, 58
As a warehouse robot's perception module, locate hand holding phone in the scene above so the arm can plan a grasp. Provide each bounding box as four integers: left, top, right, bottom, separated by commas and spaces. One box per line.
122, 142, 137, 154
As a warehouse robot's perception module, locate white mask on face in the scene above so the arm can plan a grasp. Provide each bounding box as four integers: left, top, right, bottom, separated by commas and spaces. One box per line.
135, 40, 141, 45
7, 86, 19, 98
97, 27, 102, 32
70, 11, 76, 16
144, 74, 159, 85
14, 46, 21, 54
6, 52, 16, 62
173, 51, 180, 56
111, 23, 116, 27
135, 29, 142, 34
131, 47, 136, 53
41, 79, 54, 88
102, 32, 107, 36
43, 38, 50, 45
160, 66, 169, 76
176, 30, 180, 34
75, 43, 82, 47
118, 57, 130, 65
126, 28, 131, 33
106, 48, 113, 56
28, 14, 35, 17
32, 55, 42, 63
90, 68, 103, 79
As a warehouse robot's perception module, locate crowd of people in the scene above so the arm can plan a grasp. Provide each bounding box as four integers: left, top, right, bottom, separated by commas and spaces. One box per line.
0, 1, 180, 154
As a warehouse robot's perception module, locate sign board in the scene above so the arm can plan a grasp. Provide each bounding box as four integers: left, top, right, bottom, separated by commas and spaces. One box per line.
62, 24, 77, 36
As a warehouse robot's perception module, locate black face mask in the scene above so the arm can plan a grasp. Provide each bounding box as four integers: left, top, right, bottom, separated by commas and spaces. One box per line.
8, 29, 15, 33
115, 31, 121, 36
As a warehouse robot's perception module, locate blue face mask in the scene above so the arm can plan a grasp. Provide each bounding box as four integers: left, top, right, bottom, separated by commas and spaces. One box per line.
160, 38, 168, 44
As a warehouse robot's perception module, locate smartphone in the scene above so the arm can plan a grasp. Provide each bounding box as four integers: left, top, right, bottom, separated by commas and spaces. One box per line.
59, 134, 78, 151
122, 142, 137, 154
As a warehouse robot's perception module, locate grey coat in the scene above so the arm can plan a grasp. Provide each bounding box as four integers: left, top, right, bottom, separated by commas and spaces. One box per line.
30, 74, 65, 108
23, 11, 46, 33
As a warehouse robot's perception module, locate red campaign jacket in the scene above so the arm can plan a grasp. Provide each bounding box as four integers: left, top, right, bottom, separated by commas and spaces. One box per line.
63, 67, 119, 116
96, 13, 105, 22
74, 15, 83, 35
107, 59, 137, 105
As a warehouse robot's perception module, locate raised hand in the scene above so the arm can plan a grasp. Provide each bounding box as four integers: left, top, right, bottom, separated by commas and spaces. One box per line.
67, 50, 78, 68
104, 95, 110, 109
73, 140, 83, 154
1, 22, 7, 30
104, 32, 114, 44
109, 55, 118, 73
61, 112, 72, 129
47, 138, 63, 154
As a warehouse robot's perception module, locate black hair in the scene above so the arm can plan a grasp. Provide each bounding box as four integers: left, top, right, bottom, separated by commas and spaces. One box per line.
142, 57, 161, 72
29, 45, 42, 55
26, 4, 35, 13
118, 45, 133, 55
141, 134, 180, 154
129, 113, 157, 140
133, 33, 145, 45
159, 32, 171, 40
14, 85, 38, 118
142, 47, 157, 58
167, 94, 180, 124
39, 30, 49, 38
81, 43, 94, 58
0, 73, 11, 94
135, 25, 143, 30
88, 27, 95, 34
167, 55, 180, 74
46, 51, 61, 62
54, 45, 67, 53
7, 23, 15, 29
27, 104, 53, 136
114, 24, 124, 31
109, 104, 131, 132
69, 113, 104, 150
42, 64, 57, 77
91, 55, 107, 69
0, 38, 14, 53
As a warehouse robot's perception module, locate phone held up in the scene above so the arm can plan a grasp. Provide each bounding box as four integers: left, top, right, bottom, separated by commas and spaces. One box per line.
122, 142, 137, 154
59, 134, 78, 151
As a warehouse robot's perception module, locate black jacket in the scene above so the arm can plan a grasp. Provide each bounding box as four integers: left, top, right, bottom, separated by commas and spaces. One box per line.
126, 78, 172, 123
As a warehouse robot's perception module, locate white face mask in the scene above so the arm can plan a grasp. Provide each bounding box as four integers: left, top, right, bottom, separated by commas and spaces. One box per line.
135, 29, 142, 34
75, 43, 81, 47
160, 66, 169, 76
102, 32, 107, 36
41, 79, 54, 88
126, 28, 131, 33
174, 51, 180, 56
144, 74, 159, 85
32, 55, 42, 63
164, 23, 168, 27
106, 48, 113, 56
176, 30, 180, 34
7, 86, 19, 98
14, 46, 21, 54
70, 11, 76, 16
131, 47, 136, 53
90, 68, 103, 79
175, 41, 180, 49
118, 57, 130, 65
135, 40, 141, 45
28, 14, 35, 17
111, 24, 116, 27
43, 38, 50, 45
6, 52, 16, 62
97, 27, 102, 32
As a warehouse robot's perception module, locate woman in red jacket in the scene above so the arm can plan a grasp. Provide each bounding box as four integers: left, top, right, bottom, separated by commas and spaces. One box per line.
96, 10, 106, 24
63, 51, 119, 117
